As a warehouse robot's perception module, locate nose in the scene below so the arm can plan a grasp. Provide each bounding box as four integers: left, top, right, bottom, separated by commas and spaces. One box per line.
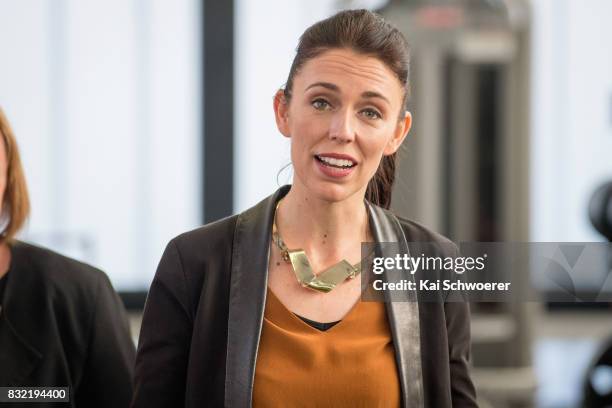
328, 108, 355, 143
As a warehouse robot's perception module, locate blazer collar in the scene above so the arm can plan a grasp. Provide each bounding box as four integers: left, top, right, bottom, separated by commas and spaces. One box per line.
0, 242, 44, 385
225, 185, 424, 408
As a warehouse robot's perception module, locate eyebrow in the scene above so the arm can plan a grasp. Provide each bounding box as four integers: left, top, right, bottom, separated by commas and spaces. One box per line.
305, 81, 390, 105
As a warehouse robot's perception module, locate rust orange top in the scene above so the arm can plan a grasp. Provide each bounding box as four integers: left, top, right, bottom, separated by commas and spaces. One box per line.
252, 286, 401, 408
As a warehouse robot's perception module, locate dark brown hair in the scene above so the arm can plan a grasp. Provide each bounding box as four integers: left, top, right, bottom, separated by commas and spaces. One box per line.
0, 108, 30, 243
283, 9, 410, 209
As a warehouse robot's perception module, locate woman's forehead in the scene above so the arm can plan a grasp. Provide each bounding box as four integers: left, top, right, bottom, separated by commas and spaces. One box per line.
294, 49, 402, 99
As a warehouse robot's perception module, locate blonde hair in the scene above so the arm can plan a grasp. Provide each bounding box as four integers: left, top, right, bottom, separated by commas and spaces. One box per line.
0, 108, 30, 242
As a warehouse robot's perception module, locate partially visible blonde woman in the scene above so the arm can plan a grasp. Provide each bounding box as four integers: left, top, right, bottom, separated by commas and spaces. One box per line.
0, 108, 135, 407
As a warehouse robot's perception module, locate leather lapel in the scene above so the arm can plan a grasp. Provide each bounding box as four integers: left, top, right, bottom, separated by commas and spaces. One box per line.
224, 185, 290, 407
366, 203, 425, 408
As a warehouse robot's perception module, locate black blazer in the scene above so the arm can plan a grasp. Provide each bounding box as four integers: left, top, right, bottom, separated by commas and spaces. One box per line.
0, 241, 135, 407
132, 185, 478, 408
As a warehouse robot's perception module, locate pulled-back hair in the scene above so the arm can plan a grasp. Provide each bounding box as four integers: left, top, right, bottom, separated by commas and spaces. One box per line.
283, 9, 410, 209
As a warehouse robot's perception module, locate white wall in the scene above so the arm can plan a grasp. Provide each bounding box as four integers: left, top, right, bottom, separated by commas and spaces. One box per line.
0, 0, 201, 290
531, 0, 612, 241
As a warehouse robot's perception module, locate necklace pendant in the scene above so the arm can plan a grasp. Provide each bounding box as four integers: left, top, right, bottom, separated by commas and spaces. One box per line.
272, 198, 368, 294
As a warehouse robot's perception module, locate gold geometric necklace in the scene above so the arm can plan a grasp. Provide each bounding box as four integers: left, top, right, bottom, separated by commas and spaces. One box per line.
271, 199, 374, 293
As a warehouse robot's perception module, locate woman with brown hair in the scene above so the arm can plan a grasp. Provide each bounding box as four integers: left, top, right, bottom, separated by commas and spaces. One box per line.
0, 108, 135, 407
132, 9, 477, 408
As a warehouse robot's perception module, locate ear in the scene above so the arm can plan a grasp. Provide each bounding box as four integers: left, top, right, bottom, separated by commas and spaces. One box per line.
273, 89, 291, 138
383, 111, 412, 155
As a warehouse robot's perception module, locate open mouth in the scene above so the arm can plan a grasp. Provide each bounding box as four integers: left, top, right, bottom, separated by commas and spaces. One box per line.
314, 154, 357, 169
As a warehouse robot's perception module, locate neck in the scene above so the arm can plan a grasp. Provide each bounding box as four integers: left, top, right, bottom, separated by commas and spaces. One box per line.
0, 241, 11, 279
276, 182, 372, 263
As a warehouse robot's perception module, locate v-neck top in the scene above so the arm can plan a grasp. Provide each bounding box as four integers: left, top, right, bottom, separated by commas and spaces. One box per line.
252, 286, 401, 407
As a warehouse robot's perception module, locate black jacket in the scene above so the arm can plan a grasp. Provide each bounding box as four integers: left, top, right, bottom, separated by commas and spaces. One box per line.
0, 241, 135, 407
132, 185, 478, 408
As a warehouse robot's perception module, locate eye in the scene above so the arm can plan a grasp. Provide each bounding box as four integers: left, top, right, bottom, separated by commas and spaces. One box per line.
361, 108, 382, 120
311, 98, 332, 111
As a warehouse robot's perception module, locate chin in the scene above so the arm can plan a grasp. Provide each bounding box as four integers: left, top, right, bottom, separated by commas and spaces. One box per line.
306, 180, 362, 203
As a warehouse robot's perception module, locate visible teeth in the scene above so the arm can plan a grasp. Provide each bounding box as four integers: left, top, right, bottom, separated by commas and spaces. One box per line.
318, 156, 354, 167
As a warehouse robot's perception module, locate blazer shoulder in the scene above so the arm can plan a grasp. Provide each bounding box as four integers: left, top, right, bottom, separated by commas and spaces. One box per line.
170, 213, 239, 254
394, 214, 458, 255
8, 240, 115, 312
11, 240, 108, 287
162, 214, 240, 278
